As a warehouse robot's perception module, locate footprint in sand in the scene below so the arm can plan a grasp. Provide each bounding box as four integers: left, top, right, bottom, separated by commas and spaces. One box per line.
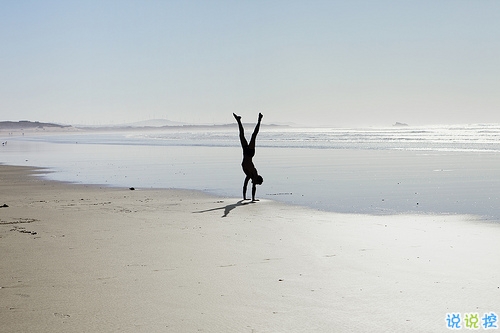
54, 313, 70, 318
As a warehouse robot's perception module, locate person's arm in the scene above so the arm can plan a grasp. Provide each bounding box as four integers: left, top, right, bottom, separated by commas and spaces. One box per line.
252, 183, 258, 201
243, 176, 250, 200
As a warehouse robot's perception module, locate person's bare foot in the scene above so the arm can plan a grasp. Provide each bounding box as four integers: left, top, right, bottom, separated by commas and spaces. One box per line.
233, 113, 241, 121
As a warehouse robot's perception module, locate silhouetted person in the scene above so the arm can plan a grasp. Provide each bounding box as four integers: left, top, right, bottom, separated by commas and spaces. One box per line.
233, 112, 264, 201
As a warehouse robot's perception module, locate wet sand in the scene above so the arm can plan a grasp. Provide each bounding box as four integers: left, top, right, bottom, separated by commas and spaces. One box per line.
1, 165, 499, 332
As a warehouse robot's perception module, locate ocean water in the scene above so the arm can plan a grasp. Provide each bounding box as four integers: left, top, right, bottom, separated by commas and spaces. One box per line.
1, 124, 500, 221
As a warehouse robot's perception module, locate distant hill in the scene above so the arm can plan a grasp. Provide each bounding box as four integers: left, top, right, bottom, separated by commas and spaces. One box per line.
119, 119, 293, 128
74, 119, 288, 130
121, 119, 188, 127
0, 121, 70, 129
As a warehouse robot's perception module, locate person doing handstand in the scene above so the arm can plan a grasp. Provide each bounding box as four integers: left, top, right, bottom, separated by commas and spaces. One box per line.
233, 112, 264, 201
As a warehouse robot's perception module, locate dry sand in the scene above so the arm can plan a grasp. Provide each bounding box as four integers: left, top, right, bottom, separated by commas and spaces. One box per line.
1, 165, 499, 332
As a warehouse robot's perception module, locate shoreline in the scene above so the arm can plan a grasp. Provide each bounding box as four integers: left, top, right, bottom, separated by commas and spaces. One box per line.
3, 131, 500, 221
3, 160, 495, 223
1, 164, 500, 332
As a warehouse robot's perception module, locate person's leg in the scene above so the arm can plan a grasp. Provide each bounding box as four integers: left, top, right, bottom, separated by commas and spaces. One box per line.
248, 113, 263, 149
234, 113, 248, 147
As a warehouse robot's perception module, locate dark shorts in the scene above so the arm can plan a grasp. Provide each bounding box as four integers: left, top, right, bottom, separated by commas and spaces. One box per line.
243, 147, 255, 158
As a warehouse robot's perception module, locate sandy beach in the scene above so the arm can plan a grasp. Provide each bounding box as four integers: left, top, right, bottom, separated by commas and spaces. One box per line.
1, 164, 499, 332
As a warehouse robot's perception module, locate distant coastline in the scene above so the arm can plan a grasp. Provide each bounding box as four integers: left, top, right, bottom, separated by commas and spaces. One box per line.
74, 123, 287, 131
0, 119, 289, 132
0, 120, 70, 130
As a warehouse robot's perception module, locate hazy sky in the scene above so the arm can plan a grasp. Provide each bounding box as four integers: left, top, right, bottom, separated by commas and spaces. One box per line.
1, 1, 499, 127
